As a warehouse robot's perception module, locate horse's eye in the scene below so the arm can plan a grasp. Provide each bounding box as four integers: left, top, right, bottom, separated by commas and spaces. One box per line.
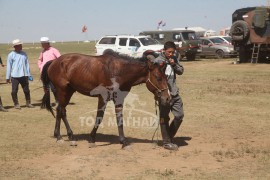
155, 75, 162, 82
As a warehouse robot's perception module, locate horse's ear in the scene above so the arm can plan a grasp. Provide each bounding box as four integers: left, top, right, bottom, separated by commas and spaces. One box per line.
143, 50, 154, 58
143, 50, 159, 60
148, 57, 158, 70
144, 50, 157, 70
146, 54, 156, 61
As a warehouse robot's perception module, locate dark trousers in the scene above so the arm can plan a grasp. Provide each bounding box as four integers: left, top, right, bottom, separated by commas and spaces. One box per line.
49, 82, 58, 102
11, 77, 31, 104
159, 94, 184, 142
159, 94, 184, 123
44, 81, 58, 102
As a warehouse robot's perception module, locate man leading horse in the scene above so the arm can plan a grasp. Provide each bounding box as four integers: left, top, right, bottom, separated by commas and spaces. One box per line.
154, 41, 185, 151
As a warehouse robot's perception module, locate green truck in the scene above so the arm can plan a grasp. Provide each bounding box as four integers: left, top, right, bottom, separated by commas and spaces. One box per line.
139, 30, 201, 60
230, 6, 270, 63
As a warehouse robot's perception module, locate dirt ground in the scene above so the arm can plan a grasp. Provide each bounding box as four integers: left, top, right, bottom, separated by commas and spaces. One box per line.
0, 59, 270, 179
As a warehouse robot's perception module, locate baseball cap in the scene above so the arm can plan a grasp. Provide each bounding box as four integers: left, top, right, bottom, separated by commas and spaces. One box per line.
40, 37, 50, 43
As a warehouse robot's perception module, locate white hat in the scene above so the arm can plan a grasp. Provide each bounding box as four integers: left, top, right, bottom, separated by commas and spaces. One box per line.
12, 39, 23, 46
40, 37, 50, 43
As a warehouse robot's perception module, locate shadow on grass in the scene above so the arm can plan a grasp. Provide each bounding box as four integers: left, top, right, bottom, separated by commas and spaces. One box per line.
56, 133, 192, 147
3, 101, 76, 110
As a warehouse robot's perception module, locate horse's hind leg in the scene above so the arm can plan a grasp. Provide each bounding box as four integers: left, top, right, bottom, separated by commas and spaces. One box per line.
115, 104, 130, 149
61, 89, 76, 143
54, 87, 75, 144
89, 96, 107, 147
61, 106, 77, 146
54, 105, 72, 142
54, 106, 62, 141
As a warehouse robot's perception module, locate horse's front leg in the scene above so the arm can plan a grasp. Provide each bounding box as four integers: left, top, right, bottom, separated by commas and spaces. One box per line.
89, 96, 107, 148
115, 104, 129, 149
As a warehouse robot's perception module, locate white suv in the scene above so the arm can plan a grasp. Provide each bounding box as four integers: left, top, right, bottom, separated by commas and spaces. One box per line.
95, 35, 163, 57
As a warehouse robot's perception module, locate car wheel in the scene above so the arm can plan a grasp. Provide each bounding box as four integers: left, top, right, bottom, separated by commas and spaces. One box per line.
216, 50, 224, 59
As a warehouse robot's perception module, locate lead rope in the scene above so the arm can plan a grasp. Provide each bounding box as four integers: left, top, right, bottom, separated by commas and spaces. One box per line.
151, 100, 160, 144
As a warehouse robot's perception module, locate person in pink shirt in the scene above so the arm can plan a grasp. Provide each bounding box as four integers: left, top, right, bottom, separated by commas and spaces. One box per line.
38, 37, 61, 106
38, 37, 61, 72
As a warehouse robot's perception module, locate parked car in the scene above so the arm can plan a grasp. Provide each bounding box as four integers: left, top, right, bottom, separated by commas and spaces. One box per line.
210, 36, 232, 45
139, 30, 201, 60
199, 37, 238, 59
95, 35, 163, 57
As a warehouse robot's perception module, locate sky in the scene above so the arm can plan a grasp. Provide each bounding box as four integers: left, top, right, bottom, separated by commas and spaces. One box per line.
0, 0, 268, 43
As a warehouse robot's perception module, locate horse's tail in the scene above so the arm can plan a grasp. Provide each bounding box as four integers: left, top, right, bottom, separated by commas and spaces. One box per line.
40, 61, 55, 117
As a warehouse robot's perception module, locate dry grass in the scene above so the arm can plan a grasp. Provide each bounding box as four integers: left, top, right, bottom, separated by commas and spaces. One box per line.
0, 42, 270, 179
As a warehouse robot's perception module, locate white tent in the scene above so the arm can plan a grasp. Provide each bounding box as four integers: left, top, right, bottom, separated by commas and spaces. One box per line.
204, 29, 217, 37
172, 27, 206, 32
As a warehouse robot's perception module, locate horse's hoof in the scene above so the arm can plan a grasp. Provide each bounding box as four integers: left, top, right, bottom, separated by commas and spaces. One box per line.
70, 141, 77, 146
89, 143, 96, 148
56, 139, 64, 144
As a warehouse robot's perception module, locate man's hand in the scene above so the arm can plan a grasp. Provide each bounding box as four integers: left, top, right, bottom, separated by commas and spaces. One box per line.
6, 79, 10, 84
169, 58, 175, 65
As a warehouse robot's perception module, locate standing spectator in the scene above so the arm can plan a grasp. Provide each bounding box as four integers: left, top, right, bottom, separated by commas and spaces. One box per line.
38, 37, 61, 105
0, 96, 7, 112
0, 56, 5, 67
0, 56, 8, 112
154, 41, 184, 151
6, 39, 34, 109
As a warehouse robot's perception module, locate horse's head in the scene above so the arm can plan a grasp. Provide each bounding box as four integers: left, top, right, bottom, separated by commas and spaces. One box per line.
145, 53, 171, 106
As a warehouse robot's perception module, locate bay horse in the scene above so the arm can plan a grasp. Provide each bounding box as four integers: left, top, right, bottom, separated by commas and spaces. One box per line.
41, 51, 170, 148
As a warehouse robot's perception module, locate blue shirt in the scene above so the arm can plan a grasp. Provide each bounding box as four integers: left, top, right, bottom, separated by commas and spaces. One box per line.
6, 51, 31, 79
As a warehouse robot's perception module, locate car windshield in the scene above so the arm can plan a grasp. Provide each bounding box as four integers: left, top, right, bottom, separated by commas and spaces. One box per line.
182, 32, 199, 40
139, 37, 160, 46
223, 36, 232, 43
209, 37, 225, 44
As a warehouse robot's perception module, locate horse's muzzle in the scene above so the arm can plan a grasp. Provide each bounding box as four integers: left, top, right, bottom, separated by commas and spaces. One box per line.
156, 90, 171, 106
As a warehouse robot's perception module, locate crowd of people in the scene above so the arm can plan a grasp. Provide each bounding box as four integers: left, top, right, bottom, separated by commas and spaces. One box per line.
0, 37, 60, 112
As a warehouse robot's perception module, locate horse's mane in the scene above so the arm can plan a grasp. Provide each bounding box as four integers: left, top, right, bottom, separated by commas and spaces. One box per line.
104, 50, 159, 64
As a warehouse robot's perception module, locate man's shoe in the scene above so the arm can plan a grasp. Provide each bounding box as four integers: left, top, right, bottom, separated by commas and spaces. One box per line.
163, 143, 178, 151
26, 103, 34, 108
14, 104, 21, 109
0, 106, 8, 112
26, 100, 34, 108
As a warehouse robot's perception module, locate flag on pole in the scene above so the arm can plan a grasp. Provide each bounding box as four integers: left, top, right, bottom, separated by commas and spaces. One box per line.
157, 20, 164, 29
82, 25, 87, 33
